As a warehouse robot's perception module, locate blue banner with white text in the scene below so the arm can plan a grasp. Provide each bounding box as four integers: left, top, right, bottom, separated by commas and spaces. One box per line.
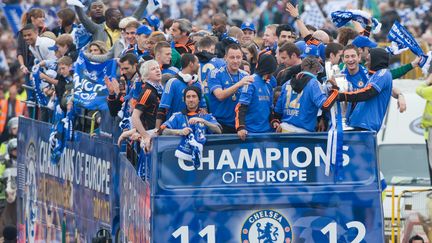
73, 53, 116, 111
151, 132, 384, 243
17, 118, 118, 243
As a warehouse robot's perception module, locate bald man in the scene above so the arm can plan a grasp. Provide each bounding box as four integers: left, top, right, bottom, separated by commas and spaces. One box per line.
312, 30, 330, 44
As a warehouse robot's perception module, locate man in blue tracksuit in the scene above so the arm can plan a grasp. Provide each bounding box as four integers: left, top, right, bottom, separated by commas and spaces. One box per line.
235, 53, 278, 140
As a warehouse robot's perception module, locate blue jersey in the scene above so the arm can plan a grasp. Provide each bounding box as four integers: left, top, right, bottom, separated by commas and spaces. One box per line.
342, 65, 369, 90
208, 66, 248, 127
342, 65, 370, 122
347, 69, 393, 131
199, 57, 225, 95
275, 76, 326, 132
162, 66, 179, 75
238, 74, 276, 133
159, 77, 207, 119
163, 110, 220, 134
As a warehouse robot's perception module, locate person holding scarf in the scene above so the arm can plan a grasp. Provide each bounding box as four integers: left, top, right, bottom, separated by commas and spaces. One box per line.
160, 86, 221, 168
69, 0, 149, 48
160, 86, 221, 136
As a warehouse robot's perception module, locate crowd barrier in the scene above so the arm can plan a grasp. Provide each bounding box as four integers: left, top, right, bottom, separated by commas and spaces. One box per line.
16, 117, 385, 242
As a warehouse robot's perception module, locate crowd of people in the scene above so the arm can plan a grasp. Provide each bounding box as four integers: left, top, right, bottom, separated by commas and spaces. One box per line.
0, 0, 431, 241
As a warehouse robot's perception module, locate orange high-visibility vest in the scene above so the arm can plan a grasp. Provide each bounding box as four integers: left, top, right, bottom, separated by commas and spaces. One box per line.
0, 99, 26, 133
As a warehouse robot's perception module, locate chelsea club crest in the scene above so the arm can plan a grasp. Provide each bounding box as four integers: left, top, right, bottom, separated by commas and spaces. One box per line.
241, 209, 293, 243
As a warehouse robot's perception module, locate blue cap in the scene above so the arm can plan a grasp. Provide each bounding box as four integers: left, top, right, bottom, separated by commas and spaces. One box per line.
241, 22, 256, 32
295, 41, 306, 55
137, 25, 152, 36
302, 44, 320, 58
144, 14, 160, 29
352, 36, 377, 48
301, 43, 326, 61
48, 45, 58, 51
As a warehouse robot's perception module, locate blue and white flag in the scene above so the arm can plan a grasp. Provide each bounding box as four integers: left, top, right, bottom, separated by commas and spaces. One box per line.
71, 24, 92, 50
331, 10, 381, 34
31, 66, 49, 106
49, 106, 76, 164
387, 21, 432, 74
73, 52, 117, 110
175, 124, 206, 168
326, 102, 344, 180
1, 4, 24, 35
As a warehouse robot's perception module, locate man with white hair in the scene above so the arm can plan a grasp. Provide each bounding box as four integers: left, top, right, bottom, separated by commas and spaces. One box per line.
132, 60, 163, 140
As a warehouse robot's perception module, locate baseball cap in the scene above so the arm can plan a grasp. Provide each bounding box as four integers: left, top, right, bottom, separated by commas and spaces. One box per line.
241, 22, 256, 32
144, 14, 160, 29
301, 44, 320, 58
136, 25, 152, 36
352, 36, 377, 48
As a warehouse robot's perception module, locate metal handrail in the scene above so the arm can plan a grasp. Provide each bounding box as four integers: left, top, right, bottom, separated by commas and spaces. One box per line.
391, 186, 396, 243
396, 188, 432, 242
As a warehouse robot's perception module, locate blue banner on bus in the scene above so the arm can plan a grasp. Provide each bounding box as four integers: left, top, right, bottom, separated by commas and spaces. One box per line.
151, 132, 384, 243
17, 118, 118, 243
119, 153, 150, 243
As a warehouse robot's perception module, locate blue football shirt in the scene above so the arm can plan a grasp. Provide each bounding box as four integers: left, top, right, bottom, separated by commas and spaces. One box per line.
163, 111, 220, 134
275, 76, 327, 132
238, 74, 276, 133
208, 66, 248, 127
347, 69, 393, 131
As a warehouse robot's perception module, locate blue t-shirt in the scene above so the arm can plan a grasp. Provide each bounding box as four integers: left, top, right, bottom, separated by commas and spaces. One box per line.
275, 75, 326, 132
208, 66, 248, 127
238, 74, 276, 133
163, 111, 220, 134
347, 69, 393, 131
159, 77, 207, 119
